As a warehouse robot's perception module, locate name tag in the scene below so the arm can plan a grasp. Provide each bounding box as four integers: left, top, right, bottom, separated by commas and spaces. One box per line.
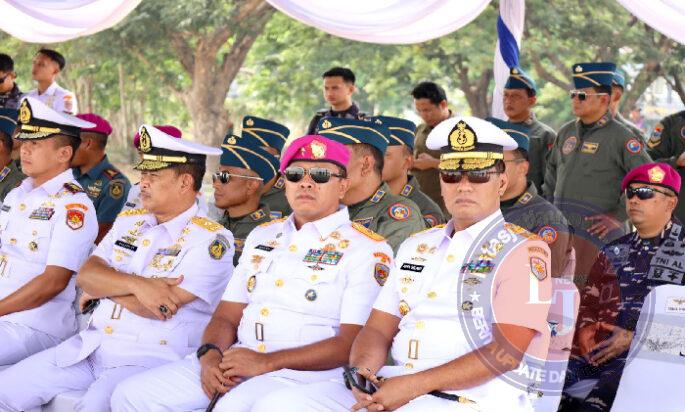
400, 263, 425, 273
255, 244, 274, 252
115, 240, 138, 252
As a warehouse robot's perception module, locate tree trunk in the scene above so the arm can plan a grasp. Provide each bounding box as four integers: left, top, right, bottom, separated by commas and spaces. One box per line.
619, 60, 661, 115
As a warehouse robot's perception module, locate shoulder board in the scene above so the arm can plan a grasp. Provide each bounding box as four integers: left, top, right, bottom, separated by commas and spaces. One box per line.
505, 222, 542, 241
103, 168, 120, 180
352, 222, 385, 241
410, 224, 446, 237
63, 182, 84, 194
191, 216, 223, 232
118, 208, 149, 217
259, 216, 288, 227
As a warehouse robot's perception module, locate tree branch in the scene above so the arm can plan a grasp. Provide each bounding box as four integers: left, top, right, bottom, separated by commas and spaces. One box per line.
169, 32, 196, 75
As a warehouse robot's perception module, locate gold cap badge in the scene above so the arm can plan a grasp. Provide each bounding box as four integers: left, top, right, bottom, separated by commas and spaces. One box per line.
448, 120, 476, 152
648, 165, 666, 183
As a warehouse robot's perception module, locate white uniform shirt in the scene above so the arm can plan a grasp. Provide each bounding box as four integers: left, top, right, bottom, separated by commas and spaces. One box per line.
374, 210, 552, 408
223, 206, 393, 354
24, 82, 78, 115
0, 169, 97, 338
54, 203, 234, 369
123, 183, 209, 215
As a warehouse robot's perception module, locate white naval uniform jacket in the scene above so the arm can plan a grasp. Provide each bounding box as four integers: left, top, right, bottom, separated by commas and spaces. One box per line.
373, 210, 552, 410
55, 204, 234, 369
223, 207, 393, 363
0, 169, 97, 339
24, 82, 78, 115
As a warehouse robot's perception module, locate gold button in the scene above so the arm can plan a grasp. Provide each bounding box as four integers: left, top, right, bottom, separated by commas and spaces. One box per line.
416, 320, 425, 329
405, 362, 414, 369
260, 308, 269, 317
19, 204, 26, 211
257, 343, 266, 353
142, 239, 151, 247
275, 279, 284, 287
427, 291, 437, 299
159, 339, 167, 345
447, 255, 455, 262
9, 238, 16, 245
310, 274, 318, 282
288, 244, 297, 252
32, 230, 37, 236
401, 287, 408, 293
115, 256, 122, 262
104, 326, 113, 334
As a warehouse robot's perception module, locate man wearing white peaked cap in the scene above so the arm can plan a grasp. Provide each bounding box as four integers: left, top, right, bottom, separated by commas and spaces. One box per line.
0, 124, 235, 411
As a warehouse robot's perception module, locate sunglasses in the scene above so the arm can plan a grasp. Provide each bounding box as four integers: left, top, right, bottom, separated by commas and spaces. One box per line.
440, 170, 500, 184
211, 171, 263, 184
284, 166, 345, 184
569, 90, 609, 101
625, 186, 673, 200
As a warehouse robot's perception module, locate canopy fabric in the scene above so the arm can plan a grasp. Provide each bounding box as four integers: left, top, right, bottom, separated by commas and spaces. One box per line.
266, 0, 492, 44
617, 0, 685, 45
0, 0, 141, 43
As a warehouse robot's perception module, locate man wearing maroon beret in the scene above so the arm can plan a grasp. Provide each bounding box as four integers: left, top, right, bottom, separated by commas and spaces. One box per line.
560, 162, 682, 411
72, 113, 131, 243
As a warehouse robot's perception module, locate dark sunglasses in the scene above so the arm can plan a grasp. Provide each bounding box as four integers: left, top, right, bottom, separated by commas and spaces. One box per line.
440, 170, 500, 184
211, 171, 263, 184
569, 90, 608, 101
626, 186, 673, 200
284, 166, 345, 184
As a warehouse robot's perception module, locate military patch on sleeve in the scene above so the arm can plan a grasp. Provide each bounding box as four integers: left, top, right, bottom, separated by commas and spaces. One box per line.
537, 225, 558, 244
423, 214, 438, 227
209, 234, 230, 260
351, 222, 385, 241
625, 138, 643, 154
530, 256, 548, 281
374, 263, 390, 286
66, 208, 85, 230
388, 203, 411, 221
109, 181, 124, 199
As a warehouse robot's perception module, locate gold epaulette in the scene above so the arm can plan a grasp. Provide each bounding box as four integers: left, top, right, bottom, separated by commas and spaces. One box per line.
259, 216, 288, 227
410, 224, 446, 237
191, 216, 223, 232
504, 222, 542, 241
118, 208, 149, 217
352, 222, 385, 241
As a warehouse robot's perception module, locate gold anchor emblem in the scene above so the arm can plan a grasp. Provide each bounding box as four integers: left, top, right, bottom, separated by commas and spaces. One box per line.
448, 120, 476, 152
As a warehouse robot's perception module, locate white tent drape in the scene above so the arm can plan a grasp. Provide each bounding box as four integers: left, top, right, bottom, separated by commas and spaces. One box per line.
0, 0, 141, 43
617, 0, 685, 45
266, 0, 491, 44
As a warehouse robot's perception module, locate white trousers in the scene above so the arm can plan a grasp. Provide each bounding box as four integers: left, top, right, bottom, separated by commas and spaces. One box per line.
0, 346, 146, 412
0, 321, 60, 365
112, 355, 341, 412
249, 379, 483, 412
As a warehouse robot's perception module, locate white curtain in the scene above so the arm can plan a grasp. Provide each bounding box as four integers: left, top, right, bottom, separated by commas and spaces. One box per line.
617, 0, 685, 45
266, 0, 491, 44
0, 0, 141, 43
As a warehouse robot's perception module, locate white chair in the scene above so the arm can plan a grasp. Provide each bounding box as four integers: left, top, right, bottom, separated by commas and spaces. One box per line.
612, 284, 685, 412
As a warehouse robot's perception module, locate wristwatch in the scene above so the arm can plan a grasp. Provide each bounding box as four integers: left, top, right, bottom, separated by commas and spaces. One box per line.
196, 343, 223, 360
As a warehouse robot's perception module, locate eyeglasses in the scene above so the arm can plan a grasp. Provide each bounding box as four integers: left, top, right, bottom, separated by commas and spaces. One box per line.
284, 166, 345, 184
569, 90, 608, 101
625, 186, 673, 200
440, 170, 500, 184
211, 171, 263, 184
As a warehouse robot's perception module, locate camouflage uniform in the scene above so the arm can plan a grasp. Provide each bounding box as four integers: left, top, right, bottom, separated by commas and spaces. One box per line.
561, 220, 685, 411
